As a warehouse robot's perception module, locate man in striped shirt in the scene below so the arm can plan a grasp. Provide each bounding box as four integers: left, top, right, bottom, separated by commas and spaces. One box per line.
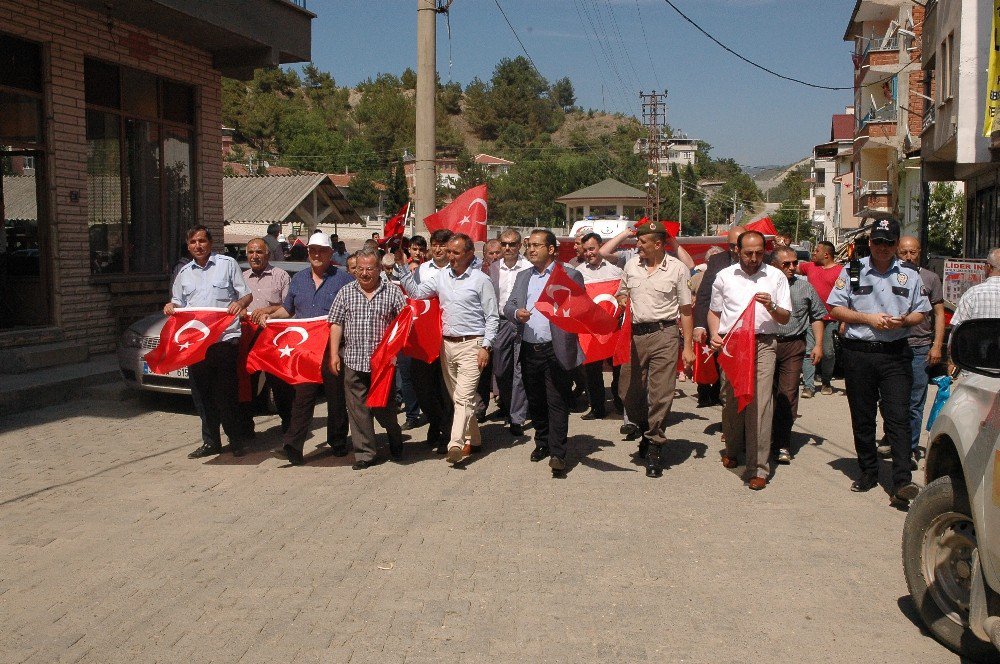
328, 249, 407, 470
951, 248, 1000, 326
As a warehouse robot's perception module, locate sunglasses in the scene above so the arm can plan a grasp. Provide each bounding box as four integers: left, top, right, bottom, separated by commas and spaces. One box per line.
781, 260, 799, 267
871, 238, 895, 246
500, 241, 519, 247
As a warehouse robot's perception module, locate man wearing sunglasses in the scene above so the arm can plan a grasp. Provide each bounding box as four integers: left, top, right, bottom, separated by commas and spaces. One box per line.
827, 218, 930, 506
489, 230, 532, 437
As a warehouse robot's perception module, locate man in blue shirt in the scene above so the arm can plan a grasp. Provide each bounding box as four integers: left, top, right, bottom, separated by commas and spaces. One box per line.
828, 218, 931, 505
165, 225, 253, 459
257, 232, 354, 466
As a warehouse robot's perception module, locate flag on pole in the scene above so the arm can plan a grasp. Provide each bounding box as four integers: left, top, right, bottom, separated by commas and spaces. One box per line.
612, 304, 632, 366
692, 341, 719, 385
715, 299, 757, 411
423, 184, 488, 242
380, 203, 409, 247
144, 308, 235, 375
403, 297, 442, 363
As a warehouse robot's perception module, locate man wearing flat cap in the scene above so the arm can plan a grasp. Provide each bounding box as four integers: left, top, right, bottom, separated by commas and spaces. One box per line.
827, 217, 930, 506
616, 220, 695, 478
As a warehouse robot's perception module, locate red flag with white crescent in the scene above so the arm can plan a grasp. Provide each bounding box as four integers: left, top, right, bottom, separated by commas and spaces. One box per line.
692, 341, 719, 385
579, 279, 622, 363
403, 297, 442, 363
379, 203, 409, 247
423, 184, 488, 242
535, 263, 618, 336
367, 308, 414, 408
245, 317, 330, 385
716, 299, 757, 411
613, 304, 632, 366
144, 308, 236, 375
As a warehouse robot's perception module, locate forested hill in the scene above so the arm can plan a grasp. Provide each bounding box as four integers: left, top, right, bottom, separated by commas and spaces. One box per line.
221, 57, 763, 230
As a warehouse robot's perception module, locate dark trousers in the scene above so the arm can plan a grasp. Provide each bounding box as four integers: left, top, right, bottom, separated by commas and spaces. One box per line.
520, 342, 574, 460
266, 372, 295, 432
344, 366, 403, 462
842, 345, 913, 487
584, 361, 607, 415
476, 355, 493, 415
493, 319, 528, 425
395, 353, 421, 421
282, 360, 348, 453
189, 341, 246, 448
772, 337, 806, 450
410, 357, 454, 442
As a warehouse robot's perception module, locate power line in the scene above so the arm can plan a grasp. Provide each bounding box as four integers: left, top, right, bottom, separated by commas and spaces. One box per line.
491, 0, 540, 76
634, 0, 663, 92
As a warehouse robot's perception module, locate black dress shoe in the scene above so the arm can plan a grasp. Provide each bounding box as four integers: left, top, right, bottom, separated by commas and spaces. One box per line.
509, 423, 524, 437
327, 441, 350, 457
549, 455, 566, 476
390, 444, 404, 460
636, 437, 649, 460
623, 424, 642, 441
645, 464, 663, 478
188, 443, 221, 459
272, 444, 304, 466
231, 442, 247, 458
581, 410, 605, 421
850, 473, 878, 492
352, 459, 376, 470
530, 447, 550, 462
487, 410, 508, 422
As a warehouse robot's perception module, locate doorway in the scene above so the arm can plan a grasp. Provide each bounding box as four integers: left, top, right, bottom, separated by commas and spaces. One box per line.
1, 149, 50, 328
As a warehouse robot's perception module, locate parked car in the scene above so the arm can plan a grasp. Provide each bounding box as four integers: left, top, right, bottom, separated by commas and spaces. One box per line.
902, 317, 1000, 662
117, 260, 306, 396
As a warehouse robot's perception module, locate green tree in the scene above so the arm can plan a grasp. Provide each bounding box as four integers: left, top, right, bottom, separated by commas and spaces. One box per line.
773, 169, 809, 241
401, 67, 417, 90
346, 170, 381, 211
385, 161, 409, 213
551, 77, 576, 111
926, 182, 964, 256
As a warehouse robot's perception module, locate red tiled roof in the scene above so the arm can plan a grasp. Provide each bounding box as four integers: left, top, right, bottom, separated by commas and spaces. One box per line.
475, 153, 514, 166
328, 172, 386, 191
831, 114, 854, 141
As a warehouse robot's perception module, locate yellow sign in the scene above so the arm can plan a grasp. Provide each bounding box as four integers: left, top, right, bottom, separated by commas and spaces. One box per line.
985, 0, 1000, 137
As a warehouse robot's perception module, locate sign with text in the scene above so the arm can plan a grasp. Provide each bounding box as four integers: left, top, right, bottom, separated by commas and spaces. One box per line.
985, 0, 1000, 136
943, 259, 990, 303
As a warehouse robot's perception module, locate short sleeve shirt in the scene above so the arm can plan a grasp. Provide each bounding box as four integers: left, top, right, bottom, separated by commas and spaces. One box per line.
171, 253, 249, 341
618, 254, 692, 323
774, 276, 827, 338
243, 266, 291, 313
710, 263, 793, 335
578, 259, 624, 285
826, 257, 931, 341
908, 266, 944, 346
799, 261, 843, 320
328, 280, 406, 373
283, 264, 354, 319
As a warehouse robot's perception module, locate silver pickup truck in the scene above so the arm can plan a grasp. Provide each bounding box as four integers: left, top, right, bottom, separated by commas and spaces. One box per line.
903, 317, 1000, 662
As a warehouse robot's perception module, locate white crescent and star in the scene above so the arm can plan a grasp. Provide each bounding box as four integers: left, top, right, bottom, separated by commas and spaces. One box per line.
591, 293, 619, 317
411, 300, 432, 318
174, 319, 211, 351
386, 320, 405, 346
273, 326, 310, 358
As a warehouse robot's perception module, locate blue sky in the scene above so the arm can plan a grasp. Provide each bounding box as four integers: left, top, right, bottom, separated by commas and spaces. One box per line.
305, 0, 857, 167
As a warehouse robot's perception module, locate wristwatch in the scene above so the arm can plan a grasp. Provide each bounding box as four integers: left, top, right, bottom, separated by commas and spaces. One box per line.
767, 301, 777, 313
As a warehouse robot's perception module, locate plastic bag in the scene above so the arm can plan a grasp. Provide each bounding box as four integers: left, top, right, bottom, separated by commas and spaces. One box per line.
925, 375, 953, 432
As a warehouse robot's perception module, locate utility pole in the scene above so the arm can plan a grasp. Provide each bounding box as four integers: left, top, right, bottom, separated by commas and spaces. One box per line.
732, 191, 737, 224
679, 179, 683, 231
640, 90, 667, 222
704, 196, 710, 235
414, 0, 439, 233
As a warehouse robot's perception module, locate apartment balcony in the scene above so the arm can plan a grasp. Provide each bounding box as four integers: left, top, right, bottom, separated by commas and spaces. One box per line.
857, 180, 892, 210
66, 0, 314, 79
922, 105, 935, 134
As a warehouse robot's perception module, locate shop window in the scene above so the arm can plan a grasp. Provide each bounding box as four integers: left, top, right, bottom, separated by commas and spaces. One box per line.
84, 59, 196, 275
0, 34, 43, 146
0, 34, 42, 92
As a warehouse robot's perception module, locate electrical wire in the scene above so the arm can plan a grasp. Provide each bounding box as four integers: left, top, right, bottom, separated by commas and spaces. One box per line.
492, 0, 540, 76
634, 0, 663, 92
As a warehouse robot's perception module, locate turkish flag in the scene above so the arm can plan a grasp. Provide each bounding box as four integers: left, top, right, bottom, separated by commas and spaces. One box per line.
380, 203, 408, 247
716, 299, 757, 412
245, 316, 330, 385
367, 308, 414, 408
403, 297, 442, 363
746, 216, 777, 236
692, 341, 719, 385
144, 308, 236, 375
579, 279, 622, 363
424, 184, 488, 242
535, 263, 618, 336
613, 304, 632, 366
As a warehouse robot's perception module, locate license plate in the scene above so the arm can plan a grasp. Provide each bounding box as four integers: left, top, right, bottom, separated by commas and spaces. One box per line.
142, 362, 188, 379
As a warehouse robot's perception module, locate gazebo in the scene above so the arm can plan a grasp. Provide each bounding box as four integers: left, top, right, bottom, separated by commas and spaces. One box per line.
555, 178, 646, 224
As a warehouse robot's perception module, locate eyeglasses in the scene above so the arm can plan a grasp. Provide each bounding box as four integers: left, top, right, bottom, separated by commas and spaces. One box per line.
500, 241, 519, 247
525, 242, 549, 249
871, 238, 895, 246
781, 260, 799, 267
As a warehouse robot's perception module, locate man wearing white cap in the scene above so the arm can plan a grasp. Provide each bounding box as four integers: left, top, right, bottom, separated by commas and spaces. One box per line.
257, 231, 355, 465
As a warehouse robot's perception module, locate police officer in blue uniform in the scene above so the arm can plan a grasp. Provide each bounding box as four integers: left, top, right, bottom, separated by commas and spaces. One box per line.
827, 218, 931, 505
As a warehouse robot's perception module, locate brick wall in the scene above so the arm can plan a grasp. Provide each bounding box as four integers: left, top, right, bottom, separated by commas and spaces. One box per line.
0, 0, 223, 355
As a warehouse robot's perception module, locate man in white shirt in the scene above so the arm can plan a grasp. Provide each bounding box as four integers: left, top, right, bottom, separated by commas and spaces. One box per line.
489, 229, 532, 436
951, 247, 1000, 326
708, 230, 792, 490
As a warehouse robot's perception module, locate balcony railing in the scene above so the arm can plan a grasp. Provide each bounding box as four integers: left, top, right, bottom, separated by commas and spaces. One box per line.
860, 180, 891, 196
284, 0, 307, 7
859, 105, 898, 128
855, 34, 900, 58
922, 106, 936, 133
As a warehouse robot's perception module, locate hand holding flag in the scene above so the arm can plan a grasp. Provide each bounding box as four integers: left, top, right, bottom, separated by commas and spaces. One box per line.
144, 308, 236, 375
714, 299, 757, 411
534, 263, 618, 336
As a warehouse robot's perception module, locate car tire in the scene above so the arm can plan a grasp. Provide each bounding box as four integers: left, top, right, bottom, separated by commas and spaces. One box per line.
902, 475, 1000, 663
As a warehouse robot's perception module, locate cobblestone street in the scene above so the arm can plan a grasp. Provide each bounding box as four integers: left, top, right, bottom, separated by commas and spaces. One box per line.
0, 381, 953, 663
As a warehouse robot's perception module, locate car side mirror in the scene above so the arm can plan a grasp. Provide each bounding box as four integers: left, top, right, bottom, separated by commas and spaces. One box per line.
949, 318, 1000, 378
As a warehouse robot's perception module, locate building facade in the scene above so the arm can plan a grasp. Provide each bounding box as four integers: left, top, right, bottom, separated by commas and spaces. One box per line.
633, 135, 699, 175
810, 109, 859, 242
0, 0, 312, 357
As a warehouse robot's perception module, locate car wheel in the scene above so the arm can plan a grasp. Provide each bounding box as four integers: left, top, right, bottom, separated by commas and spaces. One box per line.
902, 475, 1000, 662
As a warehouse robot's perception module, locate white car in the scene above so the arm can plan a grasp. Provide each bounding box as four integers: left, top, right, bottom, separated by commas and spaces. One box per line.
902, 317, 1000, 662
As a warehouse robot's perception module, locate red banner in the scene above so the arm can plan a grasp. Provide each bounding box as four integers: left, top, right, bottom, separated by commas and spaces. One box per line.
245, 317, 330, 385
423, 184, 488, 242
367, 308, 414, 408
144, 308, 235, 375
613, 304, 632, 366
380, 203, 408, 246
579, 279, 624, 363
716, 300, 757, 411
535, 263, 618, 336
692, 341, 719, 385
403, 297, 442, 363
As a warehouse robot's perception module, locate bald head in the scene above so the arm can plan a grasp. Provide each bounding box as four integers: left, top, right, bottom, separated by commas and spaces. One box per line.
727, 226, 747, 258
989, 247, 1000, 273
897, 235, 921, 265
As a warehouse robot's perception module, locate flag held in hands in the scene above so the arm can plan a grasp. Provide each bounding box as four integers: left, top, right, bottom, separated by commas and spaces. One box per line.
379, 203, 409, 248
403, 297, 442, 363
578, 279, 624, 363
692, 341, 719, 385
245, 316, 330, 385
144, 308, 235, 375
534, 262, 619, 336
423, 184, 488, 242
366, 309, 414, 408
715, 299, 757, 411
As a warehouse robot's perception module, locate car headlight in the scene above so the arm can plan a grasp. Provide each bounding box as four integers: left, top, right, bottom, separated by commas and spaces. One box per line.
121, 329, 143, 349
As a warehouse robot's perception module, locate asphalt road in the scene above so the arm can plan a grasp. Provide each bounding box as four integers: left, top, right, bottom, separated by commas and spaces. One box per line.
0, 377, 956, 663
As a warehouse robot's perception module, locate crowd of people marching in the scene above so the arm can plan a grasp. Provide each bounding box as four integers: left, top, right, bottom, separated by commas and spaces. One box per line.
157, 217, 1000, 508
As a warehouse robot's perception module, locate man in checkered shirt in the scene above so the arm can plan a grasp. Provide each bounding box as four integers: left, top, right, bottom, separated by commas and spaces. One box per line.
328, 249, 407, 470
951, 248, 1000, 326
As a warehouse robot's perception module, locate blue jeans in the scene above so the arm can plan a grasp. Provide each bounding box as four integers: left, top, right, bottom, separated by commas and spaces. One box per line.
909, 344, 930, 451
395, 353, 421, 421
802, 320, 836, 390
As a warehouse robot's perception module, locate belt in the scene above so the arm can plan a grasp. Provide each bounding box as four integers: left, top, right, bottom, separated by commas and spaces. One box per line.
632, 319, 676, 336
777, 333, 806, 343
442, 334, 483, 343
521, 340, 553, 352
841, 337, 907, 354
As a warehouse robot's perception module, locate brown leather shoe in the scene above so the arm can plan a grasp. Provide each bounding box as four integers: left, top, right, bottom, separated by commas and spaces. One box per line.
721, 455, 739, 469
748, 477, 767, 491
461, 443, 482, 456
